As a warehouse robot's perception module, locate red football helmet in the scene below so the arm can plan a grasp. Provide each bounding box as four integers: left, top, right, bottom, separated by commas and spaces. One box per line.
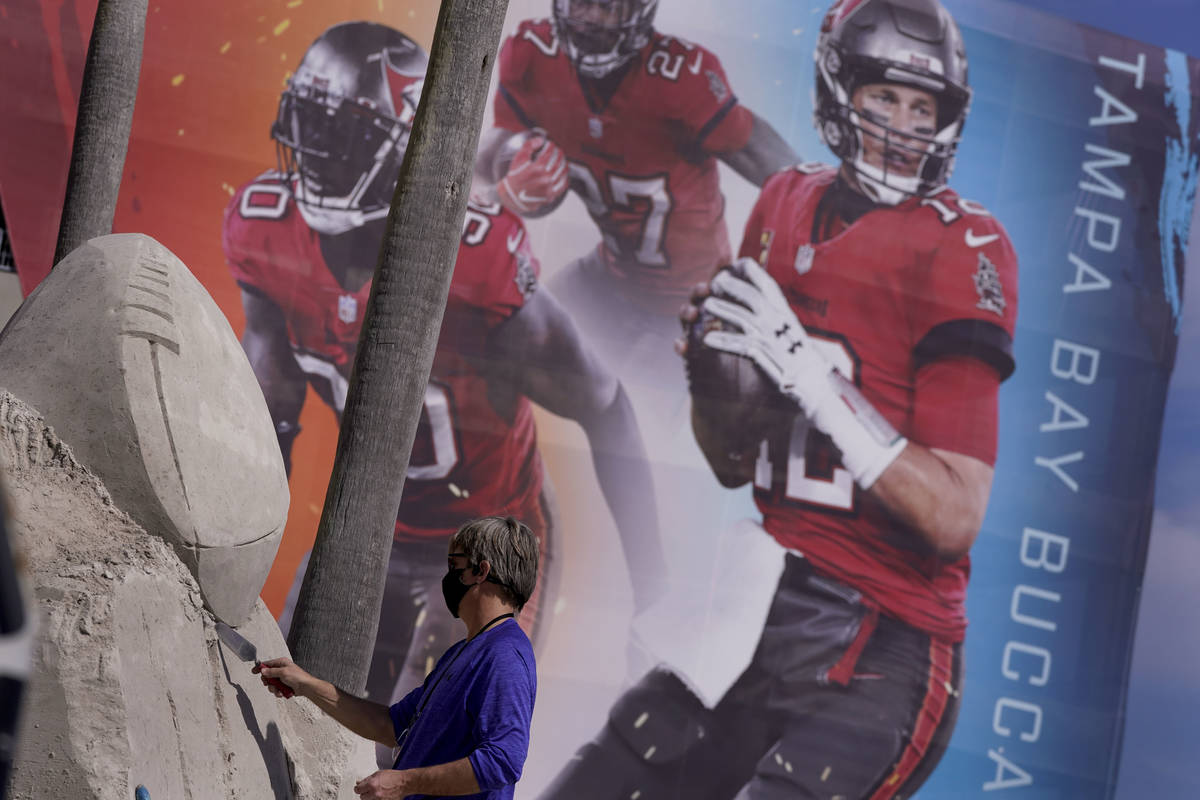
272, 22, 428, 234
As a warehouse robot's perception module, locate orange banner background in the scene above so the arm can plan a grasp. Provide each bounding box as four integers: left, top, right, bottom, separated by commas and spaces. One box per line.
0, 0, 441, 614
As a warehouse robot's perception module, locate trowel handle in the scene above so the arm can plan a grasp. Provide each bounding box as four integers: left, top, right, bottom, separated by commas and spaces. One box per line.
252, 661, 295, 698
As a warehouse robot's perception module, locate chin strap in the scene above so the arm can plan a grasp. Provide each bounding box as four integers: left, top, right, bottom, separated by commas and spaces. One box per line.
294, 200, 387, 236
848, 155, 919, 207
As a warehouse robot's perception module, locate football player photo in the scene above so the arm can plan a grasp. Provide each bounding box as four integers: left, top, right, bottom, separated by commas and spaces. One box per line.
222, 20, 666, 765
474, 0, 799, 379
535, 0, 1018, 797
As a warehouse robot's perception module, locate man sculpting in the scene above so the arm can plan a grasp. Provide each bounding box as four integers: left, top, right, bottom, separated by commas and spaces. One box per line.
258, 516, 539, 800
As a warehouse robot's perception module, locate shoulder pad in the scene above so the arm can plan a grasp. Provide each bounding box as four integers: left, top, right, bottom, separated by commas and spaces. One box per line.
644, 34, 725, 86
649, 32, 708, 57
508, 17, 561, 59
764, 163, 834, 195
914, 189, 999, 230
454, 198, 539, 313
792, 161, 837, 177
228, 176, 296, 226
914, 192, 1013, 257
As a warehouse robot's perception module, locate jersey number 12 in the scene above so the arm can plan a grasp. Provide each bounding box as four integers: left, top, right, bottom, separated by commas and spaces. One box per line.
754, 337, 856, 512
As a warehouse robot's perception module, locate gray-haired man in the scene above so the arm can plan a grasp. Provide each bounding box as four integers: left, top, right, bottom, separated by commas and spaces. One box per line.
259, 516, 539, 800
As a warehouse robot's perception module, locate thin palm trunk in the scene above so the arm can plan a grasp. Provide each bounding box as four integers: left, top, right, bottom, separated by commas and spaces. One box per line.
286, 0, 512, 693
54, 0, 148, 267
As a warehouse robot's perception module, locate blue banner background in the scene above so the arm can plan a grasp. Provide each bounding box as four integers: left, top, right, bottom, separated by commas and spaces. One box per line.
660, 2, 1196, 796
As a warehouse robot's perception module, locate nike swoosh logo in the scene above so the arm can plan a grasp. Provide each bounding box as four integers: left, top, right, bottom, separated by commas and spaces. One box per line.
965, 229, 1000, 248
507, 228, 524, 253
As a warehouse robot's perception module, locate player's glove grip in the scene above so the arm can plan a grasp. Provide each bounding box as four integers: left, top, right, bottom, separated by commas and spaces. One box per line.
702, 258, 907, 489
497, 130, 568, 216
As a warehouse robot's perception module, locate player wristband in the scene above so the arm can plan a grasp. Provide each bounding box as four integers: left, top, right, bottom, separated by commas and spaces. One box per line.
805, 368, 908, 490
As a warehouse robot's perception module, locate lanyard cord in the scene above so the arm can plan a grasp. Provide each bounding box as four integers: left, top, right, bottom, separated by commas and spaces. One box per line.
475, 612, 516, 638
394, 612, 515, 758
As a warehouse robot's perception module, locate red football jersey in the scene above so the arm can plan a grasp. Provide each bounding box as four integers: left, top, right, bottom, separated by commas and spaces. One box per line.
223, 173, 544, 540
740, 164, 1019, 642
495, 18, 754, 308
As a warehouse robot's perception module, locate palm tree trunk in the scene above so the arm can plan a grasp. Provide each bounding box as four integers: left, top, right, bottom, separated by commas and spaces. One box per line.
54, 0, 148, 267
286, 0, 512, 693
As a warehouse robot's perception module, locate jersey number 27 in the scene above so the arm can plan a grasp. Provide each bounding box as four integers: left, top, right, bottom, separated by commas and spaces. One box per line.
568, 161, 673, 268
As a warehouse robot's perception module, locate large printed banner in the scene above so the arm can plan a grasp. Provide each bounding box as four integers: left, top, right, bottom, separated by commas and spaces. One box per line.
2, 0, 1196, 797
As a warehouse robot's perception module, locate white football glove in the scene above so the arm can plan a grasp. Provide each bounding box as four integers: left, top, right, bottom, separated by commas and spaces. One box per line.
702, 257, 907, 489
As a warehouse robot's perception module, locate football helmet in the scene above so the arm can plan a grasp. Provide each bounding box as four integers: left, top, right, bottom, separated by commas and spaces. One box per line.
272, 22, 427, 235
814, 0, 971, 205
552, 0, 658, 79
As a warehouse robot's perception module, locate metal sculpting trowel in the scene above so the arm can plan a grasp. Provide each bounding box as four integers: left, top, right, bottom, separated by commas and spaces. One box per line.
215, 621, 295, 698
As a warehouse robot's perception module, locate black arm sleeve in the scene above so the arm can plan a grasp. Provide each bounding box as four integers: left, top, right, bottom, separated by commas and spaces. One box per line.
913, 319, 1016, 381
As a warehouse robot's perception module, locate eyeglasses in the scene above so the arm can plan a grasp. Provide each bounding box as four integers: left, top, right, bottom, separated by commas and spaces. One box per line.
447, 552, 470, 570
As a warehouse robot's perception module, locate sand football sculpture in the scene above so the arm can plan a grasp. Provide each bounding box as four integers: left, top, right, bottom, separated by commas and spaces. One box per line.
0, 233, 289, 625
0, 234, 374, 798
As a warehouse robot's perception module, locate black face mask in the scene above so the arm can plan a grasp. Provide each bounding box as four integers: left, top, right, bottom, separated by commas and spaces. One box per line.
442, 567, 473, 618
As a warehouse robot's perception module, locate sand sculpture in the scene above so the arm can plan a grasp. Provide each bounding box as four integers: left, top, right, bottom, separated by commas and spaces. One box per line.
0, 234, 289, 626
0, 235, 373, 798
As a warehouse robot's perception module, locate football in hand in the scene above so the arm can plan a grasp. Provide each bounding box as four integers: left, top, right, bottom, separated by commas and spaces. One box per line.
685, 301, 792, 444
494, 128, 569, 218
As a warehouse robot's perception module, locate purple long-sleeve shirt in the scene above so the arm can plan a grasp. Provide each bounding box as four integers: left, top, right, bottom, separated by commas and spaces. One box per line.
388, 619, 536, 799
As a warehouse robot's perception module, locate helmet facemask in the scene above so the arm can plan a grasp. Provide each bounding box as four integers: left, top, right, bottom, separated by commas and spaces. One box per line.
553, 0, 657, 79
273, 86, 411, 234
271, 25, 427, 236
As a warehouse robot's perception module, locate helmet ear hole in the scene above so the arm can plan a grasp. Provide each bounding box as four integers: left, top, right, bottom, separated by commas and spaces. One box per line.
823, 119, 846, 153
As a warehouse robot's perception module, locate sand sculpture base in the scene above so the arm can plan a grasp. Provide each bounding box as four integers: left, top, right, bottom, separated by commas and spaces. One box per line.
2, 392, 376, 799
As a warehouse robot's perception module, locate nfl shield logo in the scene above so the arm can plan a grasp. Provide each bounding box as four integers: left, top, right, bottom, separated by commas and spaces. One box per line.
588, 117, 603, 139
338, 294, 358, 324
794, 244, 815, 276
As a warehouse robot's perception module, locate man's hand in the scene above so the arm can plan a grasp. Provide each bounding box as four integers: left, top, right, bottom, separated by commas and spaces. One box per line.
257, 659, 395, 743
496, 130, 569, 217
254, 657, 312, 700
701, 257, 907, 489
354, 769, 412, 799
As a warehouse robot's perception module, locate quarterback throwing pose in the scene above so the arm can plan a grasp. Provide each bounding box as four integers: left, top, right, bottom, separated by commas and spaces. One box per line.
224, 22, 664, 723
476, 0, 797, 372
537, 0, 1017, 797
